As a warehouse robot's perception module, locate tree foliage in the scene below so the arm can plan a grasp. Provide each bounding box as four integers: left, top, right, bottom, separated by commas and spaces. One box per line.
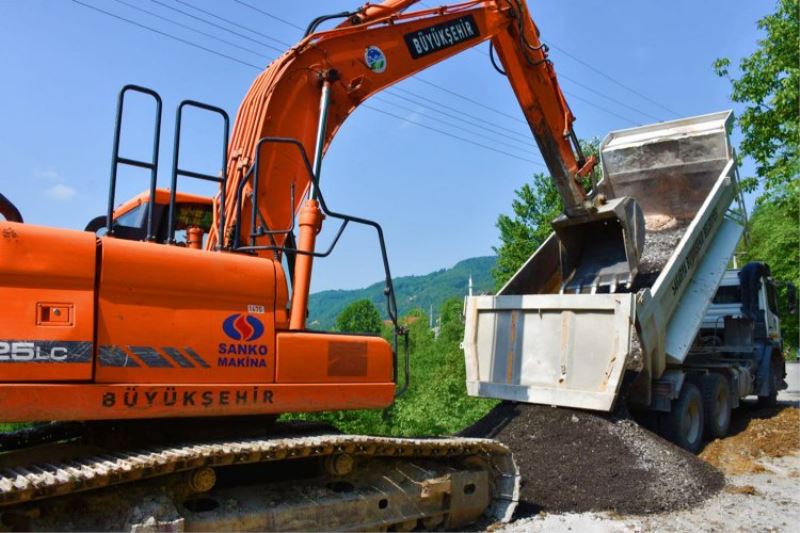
713, 0, 799, 199
492, 139, 600, 289
714, 0, 799, 354
285, 298, 497, 436
492, 173, 561, 290
335, 299, 383, 334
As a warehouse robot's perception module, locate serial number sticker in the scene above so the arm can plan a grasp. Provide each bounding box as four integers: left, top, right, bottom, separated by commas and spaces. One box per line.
247, 304, 265, 314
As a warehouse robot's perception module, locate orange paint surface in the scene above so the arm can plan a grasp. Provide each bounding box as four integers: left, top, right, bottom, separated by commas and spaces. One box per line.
0, 383, 394, 422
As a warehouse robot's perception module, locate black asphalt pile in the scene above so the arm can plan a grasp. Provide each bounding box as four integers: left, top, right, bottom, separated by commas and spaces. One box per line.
460, 402, 724, 515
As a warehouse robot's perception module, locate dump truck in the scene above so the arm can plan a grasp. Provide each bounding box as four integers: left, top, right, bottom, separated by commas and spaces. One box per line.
464, 110, 794, 452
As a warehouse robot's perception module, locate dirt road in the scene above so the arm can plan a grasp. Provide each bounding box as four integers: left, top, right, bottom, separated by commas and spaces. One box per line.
493, 362, 800, 532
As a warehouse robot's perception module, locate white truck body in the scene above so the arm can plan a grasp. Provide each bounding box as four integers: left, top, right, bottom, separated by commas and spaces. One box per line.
464, 111, 753, 413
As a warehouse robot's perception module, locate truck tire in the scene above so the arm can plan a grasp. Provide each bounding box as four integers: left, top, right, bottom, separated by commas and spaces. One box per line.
661, 382, 704, 453
701, 374, 731, 439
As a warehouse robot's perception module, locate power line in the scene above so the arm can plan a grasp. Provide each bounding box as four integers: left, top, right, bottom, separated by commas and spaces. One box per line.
109, 0, 270, 60
469, 40, 662, 122
171, 0, 291, 47
80, 0, 633, 157
149, 0, 286, 53
373, 94, 538, 154
420, 0, 669, 121
448, 42, 653, 124
154, 1, 539, 144
363, 105, 545, 166
558, 73, 662, 122
410, 76, 527, 125
225, 0, 532, 127
232, 0, 305, 32
222, 0, 664, 127
390, 86, 530, 140
243, 0, 674, 124
71, 0, 264, 70
384, 89, 534, 145
547, 42, 681, 117
561, 90, 640, 125
69, 0, 547, 167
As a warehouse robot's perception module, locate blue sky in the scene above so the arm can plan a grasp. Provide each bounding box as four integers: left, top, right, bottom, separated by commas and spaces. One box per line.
0, 0, 772, 291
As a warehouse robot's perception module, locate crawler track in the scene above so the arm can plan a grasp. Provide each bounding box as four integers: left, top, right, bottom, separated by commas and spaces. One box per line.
0, 422, 518, 531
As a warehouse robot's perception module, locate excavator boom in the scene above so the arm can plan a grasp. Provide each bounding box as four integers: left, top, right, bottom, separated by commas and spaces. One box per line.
213, 0, 591, 255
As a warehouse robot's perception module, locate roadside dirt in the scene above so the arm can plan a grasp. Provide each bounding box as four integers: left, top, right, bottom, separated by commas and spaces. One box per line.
490, 400, 800, 532
460, 402, 723, 516
700, 405, 800, 475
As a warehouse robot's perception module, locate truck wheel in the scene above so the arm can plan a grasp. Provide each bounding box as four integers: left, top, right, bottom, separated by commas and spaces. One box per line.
701, 374, 731, 439
662, 382, 704, 453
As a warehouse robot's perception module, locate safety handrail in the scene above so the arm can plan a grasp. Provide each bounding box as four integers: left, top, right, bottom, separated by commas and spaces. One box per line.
232, 136, 410, 397
167, 100, 230, 246
106, 84, 162, 239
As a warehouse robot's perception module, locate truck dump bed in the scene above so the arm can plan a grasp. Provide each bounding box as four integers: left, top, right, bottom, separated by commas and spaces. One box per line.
464, 111, 746, 411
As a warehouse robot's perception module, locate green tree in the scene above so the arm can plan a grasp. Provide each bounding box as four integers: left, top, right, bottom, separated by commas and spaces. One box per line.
284, 300, 497, 437
335, 299, 383, 334
403, 307, 435, 353
492, 173, 561, 290
714, 0, 799, 354
492, 139, 600, 289
713, 0, 799, 199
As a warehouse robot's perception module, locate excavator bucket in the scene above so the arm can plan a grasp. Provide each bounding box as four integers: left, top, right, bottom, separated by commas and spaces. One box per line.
464, 112, 735, 412
551, 196, 644, 293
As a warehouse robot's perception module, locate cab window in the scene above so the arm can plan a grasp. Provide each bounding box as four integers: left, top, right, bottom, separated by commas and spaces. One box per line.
114, 204, 146, 228
712, 285, 740, 304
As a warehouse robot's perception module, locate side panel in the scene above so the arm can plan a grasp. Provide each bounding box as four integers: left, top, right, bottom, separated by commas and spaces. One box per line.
0, 223, 95, 381
96, 238, 277, 383
637, 160, 738, 378
275, 332, 393, 384
665, 217, 744, 363
464, 293, 634, 411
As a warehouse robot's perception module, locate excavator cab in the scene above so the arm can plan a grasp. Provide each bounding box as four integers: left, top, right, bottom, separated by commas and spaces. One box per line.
85, 189, 214, 248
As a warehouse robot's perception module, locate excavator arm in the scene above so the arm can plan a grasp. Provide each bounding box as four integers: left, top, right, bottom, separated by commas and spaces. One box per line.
209, 0, 641, 327
210, 0, 592, 255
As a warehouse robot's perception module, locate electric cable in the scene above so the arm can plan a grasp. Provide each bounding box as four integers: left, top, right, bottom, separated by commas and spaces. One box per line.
71, 0, 264, 70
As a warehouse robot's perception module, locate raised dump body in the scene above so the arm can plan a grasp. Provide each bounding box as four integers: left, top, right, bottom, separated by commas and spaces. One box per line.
464, 111, 746, 412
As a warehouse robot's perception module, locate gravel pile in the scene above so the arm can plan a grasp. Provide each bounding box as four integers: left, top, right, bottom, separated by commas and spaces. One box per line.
460, 402, 724, 515
638, 219, 690, 276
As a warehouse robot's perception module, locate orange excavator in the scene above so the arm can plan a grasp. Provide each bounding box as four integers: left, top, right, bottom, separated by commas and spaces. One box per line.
0, 1, 643, 530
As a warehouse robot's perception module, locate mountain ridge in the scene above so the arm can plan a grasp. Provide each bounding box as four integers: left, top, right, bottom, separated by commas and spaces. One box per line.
308, 256, 496, 329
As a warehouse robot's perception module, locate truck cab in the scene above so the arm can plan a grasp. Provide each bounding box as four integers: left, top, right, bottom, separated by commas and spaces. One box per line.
702, 265, 787, 346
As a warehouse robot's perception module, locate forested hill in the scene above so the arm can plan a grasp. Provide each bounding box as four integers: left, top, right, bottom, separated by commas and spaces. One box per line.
308, 256, 496, 330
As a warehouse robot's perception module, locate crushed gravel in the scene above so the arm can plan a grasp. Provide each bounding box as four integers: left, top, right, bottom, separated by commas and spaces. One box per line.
638, 219, 690, 275
460, 402, 724, 516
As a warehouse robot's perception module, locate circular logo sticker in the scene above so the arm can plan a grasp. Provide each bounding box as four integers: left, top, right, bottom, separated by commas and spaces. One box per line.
365, 46, 387, 74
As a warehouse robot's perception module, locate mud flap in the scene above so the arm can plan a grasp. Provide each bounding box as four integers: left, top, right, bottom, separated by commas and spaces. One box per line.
463, 293, 635, 412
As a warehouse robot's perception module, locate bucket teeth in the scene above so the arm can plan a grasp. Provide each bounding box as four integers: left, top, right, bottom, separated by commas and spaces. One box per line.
552, 196, 645, 294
